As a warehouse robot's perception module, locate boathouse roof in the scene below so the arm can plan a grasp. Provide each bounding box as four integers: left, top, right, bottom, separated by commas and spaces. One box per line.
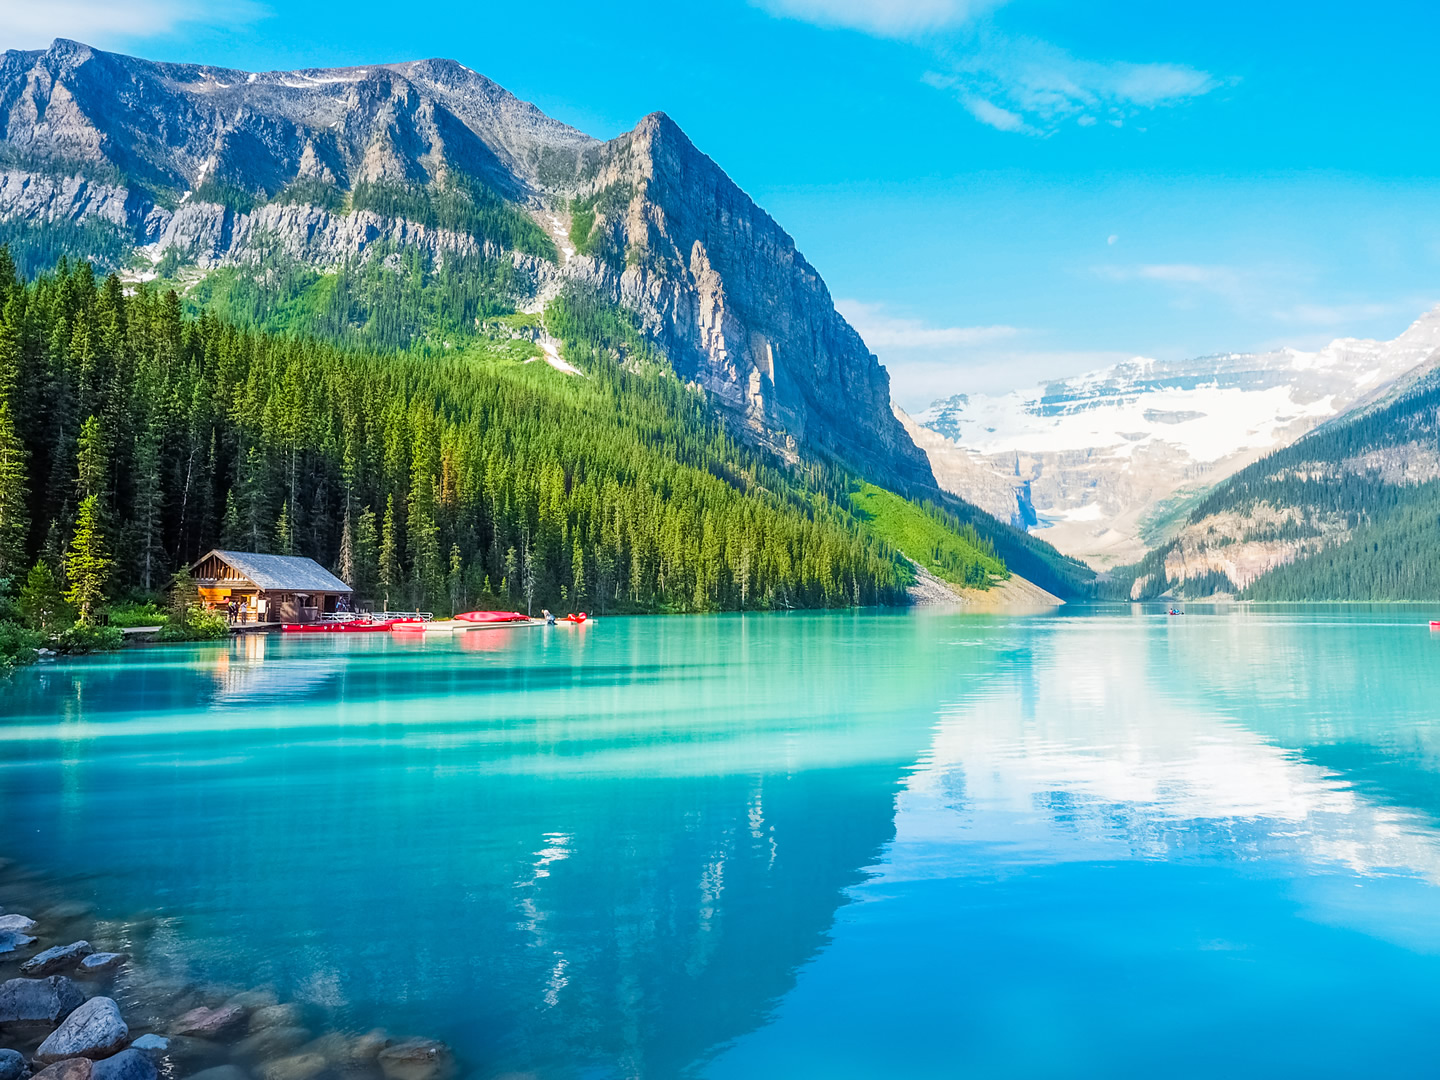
192, 550, 352, 593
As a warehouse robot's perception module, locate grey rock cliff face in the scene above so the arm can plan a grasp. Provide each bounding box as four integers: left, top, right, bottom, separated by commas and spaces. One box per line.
554, 113, 933, 485
0, 40, 934, 491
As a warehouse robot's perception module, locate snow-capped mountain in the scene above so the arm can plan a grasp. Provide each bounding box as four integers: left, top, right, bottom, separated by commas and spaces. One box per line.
910, 307, 1440, 567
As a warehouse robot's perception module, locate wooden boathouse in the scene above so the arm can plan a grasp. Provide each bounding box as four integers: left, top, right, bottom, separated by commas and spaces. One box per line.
190, 550, 352, 624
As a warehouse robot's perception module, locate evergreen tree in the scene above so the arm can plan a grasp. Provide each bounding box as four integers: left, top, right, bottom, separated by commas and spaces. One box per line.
65, 494, 110, 623
354, 506, 379, 602
18, 559, 69, 633
75, 414, 106, 504
274, 500, 294, 555
337, 502, 356, 585
379, 494, 399, 610
0, 398, 28, 589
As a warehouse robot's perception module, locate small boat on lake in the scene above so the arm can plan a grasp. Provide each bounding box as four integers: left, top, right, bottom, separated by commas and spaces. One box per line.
1431, 621, 1440, 630
565, 612, 588, 624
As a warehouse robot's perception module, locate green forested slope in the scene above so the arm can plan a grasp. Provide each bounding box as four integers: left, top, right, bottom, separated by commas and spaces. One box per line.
0, 256, 938, 617
849, 483, 1006, 589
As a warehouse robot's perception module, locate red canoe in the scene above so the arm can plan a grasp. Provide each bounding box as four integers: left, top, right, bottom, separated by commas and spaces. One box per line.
1431, 621, 1440, 630
565, 612, 588, 624
455, 611, 531, 624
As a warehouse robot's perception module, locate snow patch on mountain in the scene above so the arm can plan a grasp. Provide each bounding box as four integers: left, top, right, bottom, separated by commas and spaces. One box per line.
912, 305, 1440, 568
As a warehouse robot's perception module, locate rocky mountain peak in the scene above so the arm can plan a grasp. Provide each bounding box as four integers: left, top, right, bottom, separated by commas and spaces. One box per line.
0, 41, 936, 492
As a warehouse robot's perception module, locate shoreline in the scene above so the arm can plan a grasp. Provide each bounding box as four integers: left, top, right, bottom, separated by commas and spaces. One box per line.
0, 858, 455, 1080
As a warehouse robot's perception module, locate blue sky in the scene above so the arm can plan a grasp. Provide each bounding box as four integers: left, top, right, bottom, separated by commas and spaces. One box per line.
6, 0, 1440, 407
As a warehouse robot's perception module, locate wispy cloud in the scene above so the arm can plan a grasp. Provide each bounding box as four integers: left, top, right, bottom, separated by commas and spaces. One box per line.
749, 0, 1228, 136
749, 0, 1005, 38
1270, 300, 1421, 327
839, 299, 1018, 350
837, 299, 1056, 404
0, 0, 262, 50
928, 33, 1227, 135
1095, 262, 1251, 306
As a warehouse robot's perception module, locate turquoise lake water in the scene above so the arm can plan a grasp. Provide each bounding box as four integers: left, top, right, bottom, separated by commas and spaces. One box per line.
4, 608, 1440, 1077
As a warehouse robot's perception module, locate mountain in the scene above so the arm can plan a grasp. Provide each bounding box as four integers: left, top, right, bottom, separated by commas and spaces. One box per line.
1105, 350, 1440, 601
0, 38, 932, 492
909, 307, 1440, 568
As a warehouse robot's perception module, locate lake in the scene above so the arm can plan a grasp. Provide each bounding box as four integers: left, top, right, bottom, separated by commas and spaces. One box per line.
3, 608, 1440, 1078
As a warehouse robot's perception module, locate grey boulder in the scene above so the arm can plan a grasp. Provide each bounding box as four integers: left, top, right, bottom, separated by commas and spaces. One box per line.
30, 1061, 91, 1080
126, 1036, 167, 1055
0, 976, 86, 1024
377, 1039, 455, 1080
0, 931, 37, 955
0, 1049, 29, 1080
91, 1051, 156, 1080
36, 997, 129, 1063
22, 942, 94, 977
78, 954, 128, 975
172, 1003, 246, 1038
0, 914, 37, 933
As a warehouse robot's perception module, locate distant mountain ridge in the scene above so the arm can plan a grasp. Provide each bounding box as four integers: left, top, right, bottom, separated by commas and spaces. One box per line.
909, 307, 1440, 568
0, 38, 934, 493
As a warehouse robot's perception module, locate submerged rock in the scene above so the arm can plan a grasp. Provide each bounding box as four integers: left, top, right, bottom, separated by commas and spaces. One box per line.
0, 914, 37, 933
78, 954, 128, 975
0, 1049, 29, 1080
0, 931, 37, 955
302, 1030, 388, 1067
247, 1005, 302, 1033
0, 976, 86, 1024
376, 1039, 455, 1080
224, 990, 278, 1012
90, 1051, 156, 1080
127, 1036, 167, 1055
173, 1004, 247, 1038
257, 1055, 325, 1080
36, 997, 129, 1063
185, 1068, 249, 1080
30, 1060, 92, 1080
232, 1026, 310, 1061
22, 943, 94, 977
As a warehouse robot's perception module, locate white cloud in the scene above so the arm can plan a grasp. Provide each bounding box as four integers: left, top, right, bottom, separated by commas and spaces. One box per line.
959, 93, 1034, 134
837, 299, 1054, 405
0, 0, 262, 49
1270, 300, 1418, 327
839, 299, 1018, 350
928, 34, 1227, 136
749, 0, 1004, 37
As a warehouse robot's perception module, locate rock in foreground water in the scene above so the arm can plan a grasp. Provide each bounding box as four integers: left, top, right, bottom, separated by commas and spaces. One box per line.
31, 1060, 92, 1080
377, 1039, 455, 1080
233, 1025, 310, 1062
90, 1050, 156, 1080
247, 1004, 303, 1032
0, 914, 37, 933
0, 976, 86, 1024
0, 1048, 30, 1080
257, 1054, 326, 1080
22, 942, 94, 977
127, 1036, 167, 1056
36, 997, 129, 1063
78, 954, 128, 974
172, 1003, 247, 1038
0, 931, 37, 955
